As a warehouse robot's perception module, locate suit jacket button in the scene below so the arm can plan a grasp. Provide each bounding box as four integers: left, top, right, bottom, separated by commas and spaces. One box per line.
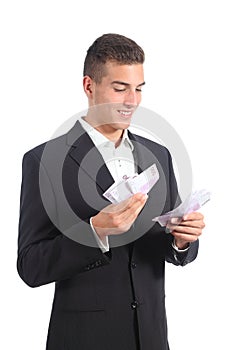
131, 262, 137, 269
131, 301, 139, 309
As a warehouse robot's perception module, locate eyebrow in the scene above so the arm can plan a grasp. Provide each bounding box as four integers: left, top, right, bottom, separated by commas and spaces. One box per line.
111, 81, 146, 87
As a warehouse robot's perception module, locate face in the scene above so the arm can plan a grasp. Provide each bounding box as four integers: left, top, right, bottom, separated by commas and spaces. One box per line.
83, 61, 145, 140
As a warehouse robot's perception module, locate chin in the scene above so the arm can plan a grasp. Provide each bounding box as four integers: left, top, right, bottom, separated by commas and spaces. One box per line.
111, 121, 131, 130
110, 112, 133, 130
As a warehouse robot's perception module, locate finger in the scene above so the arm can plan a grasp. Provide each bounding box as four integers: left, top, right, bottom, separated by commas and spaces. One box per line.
119, 193, 148, 214
178, 219, 205, 229
103, 194, 148, 229
126, 193, 148, 207
167, 217, 182, 230
172, 231, 199, 243
183, 211, 204, 221
103, 193, 146, 214
172, 225, 202, 237
119, 195, 148, 222
103, 198, 147, 233
170, 217, 183, 225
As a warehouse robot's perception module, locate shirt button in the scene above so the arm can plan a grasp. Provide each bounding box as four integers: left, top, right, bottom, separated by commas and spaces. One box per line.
131, 262, 137, 269
95, 260, 102, 267
131, 301, 139, 309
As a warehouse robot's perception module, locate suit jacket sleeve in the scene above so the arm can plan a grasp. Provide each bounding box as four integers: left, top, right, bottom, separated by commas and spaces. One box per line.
164, 149, 199, 266
17, 150, 111, 288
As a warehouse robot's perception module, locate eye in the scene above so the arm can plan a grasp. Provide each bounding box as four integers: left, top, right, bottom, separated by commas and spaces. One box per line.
136, 88, 142, 92
114, 88, 126, 92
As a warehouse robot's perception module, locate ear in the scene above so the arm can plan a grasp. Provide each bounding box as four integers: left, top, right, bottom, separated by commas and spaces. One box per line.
83, 75, 94, 98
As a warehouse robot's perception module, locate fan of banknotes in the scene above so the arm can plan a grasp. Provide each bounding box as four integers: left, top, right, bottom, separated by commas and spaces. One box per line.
103, 163, 160, 204
152, 188, 211, 226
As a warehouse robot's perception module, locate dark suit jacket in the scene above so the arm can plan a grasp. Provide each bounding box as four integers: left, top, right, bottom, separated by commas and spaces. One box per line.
17, 121, 199, 350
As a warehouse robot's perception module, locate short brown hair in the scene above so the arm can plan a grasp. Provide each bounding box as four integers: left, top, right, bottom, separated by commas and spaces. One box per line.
83, 33, 145, 83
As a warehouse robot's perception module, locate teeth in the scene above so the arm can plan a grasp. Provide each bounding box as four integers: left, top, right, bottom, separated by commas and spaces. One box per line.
119, 111, 131, 116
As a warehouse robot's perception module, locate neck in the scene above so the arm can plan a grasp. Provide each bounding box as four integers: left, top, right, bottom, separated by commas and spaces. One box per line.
83, 116, 125, 145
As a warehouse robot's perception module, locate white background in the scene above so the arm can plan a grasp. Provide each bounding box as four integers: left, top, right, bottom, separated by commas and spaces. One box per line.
1, 1, 232, 349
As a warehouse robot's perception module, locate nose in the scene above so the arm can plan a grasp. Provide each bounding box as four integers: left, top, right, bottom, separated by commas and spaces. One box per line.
124, 90, 139, 107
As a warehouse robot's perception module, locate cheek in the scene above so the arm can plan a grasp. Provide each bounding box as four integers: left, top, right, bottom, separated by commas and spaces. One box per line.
137, 94, 142, 105
107, 92, 124, 104
96, 90, 118, 104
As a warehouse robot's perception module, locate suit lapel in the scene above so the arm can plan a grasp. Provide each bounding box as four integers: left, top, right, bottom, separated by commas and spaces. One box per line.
128, 131, 156, 174
66, 121, 114, 194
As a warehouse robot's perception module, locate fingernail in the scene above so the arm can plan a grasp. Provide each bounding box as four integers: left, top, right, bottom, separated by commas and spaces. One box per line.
171, 217, 179, 224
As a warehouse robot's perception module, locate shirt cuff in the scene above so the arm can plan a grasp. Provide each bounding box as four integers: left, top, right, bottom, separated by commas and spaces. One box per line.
172, 239, 190, 252
90, 217, 110, 253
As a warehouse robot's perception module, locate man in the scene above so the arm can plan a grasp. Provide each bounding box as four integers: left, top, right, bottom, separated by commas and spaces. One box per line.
17, 34, 205, 350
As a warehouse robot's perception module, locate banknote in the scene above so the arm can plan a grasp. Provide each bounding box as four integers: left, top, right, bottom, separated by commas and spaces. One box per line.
103, 178, 135, 204
126, 163, 160, 195
152, 189, 211, 226
103, 163, 160, 204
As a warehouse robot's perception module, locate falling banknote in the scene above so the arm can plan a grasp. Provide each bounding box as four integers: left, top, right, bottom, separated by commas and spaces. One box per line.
152, 189, 211, 226
103, 163, 160, 204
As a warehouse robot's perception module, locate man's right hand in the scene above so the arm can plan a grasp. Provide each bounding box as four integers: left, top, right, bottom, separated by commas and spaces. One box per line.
92, 193, 148, 240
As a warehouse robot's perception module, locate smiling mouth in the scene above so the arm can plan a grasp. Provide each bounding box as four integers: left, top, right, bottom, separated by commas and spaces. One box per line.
117, 110, 134, 117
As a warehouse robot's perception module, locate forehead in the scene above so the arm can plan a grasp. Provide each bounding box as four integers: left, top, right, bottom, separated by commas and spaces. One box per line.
102, 61, 144, 83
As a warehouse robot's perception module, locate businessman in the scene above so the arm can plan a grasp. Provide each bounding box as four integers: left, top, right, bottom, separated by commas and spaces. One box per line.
17, 33, 205, 350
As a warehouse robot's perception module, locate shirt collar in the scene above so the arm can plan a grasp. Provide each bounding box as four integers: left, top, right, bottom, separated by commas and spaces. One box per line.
79, 117, 134, 151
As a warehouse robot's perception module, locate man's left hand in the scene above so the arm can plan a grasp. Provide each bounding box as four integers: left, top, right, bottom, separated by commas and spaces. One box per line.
168, 212, 205, 250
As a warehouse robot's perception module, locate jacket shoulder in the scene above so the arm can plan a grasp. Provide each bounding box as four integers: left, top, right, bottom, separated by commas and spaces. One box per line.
129, 132, 170, 157
22, 133, 67, 161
